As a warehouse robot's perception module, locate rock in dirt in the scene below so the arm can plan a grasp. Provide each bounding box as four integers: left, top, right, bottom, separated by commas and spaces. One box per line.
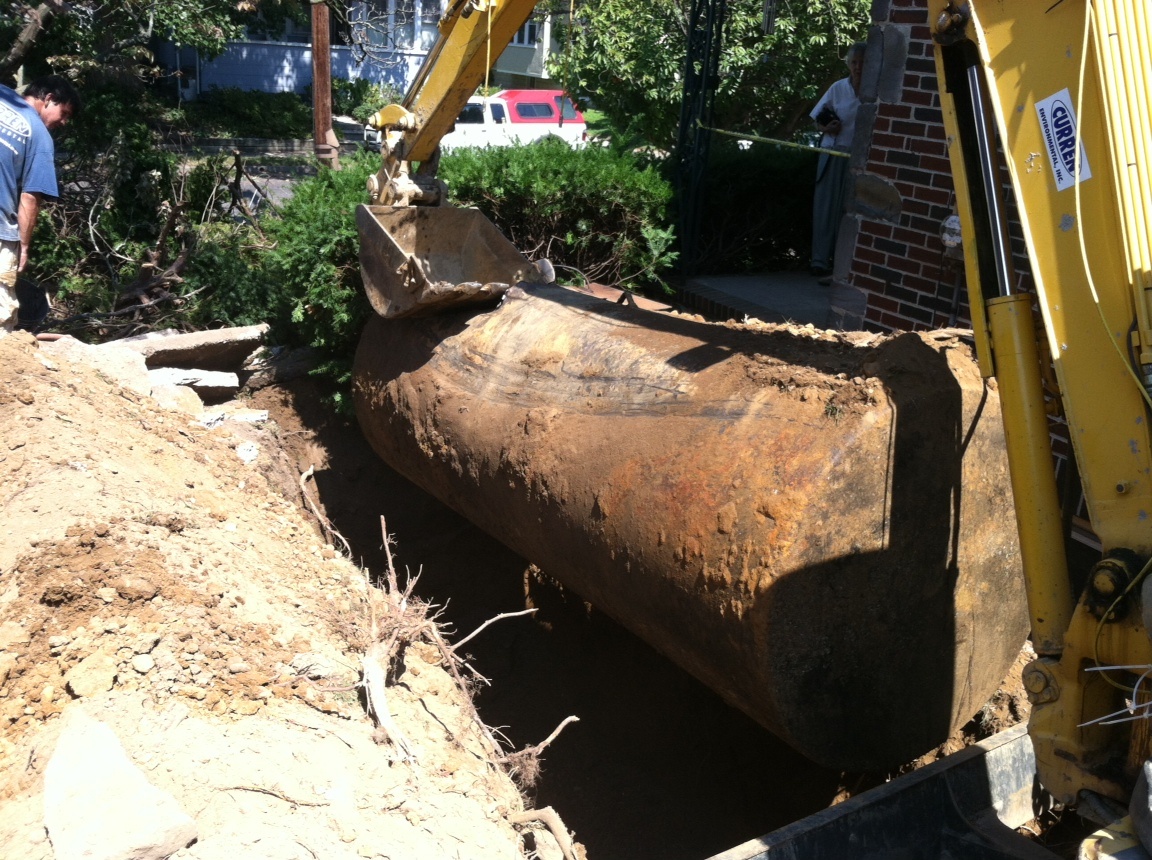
43, 708, 198, 860
116, 325, 269, 371
148, 367, 240, 402
0, 621, 30, 651
150, 383, 204, 415
64, 651, 118, 699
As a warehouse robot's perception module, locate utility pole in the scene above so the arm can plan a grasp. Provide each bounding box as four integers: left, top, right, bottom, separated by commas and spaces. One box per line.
311, 0, 340, 169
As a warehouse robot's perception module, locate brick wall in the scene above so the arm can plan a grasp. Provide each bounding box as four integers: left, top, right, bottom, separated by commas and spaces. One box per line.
835, 2, 1094, 539
830, 0, 1038, 334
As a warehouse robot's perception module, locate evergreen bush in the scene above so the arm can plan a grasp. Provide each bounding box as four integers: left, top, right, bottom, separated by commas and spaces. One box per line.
183, 87, 313, 138
440, 139, 677, 291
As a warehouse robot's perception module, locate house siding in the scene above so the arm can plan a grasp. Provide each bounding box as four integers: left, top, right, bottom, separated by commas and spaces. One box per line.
183, 42, 421, 96
161, 7, 562, 99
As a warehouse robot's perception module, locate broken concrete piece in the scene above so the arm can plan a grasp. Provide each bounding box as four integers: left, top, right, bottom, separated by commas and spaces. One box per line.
148, 367, 239, 402
44, 708, 198, 860
234, 441, 260, 464
116, 324, 269, 370
39, 337, 152, 397
151, 382, 204, 415
198, 405, 270, 428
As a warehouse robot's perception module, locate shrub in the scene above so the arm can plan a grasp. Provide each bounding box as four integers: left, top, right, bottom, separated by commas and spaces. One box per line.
330, 78, 405, 125
183, 87, 313, 138
183, 151, 379, 408
440, 139, 676, 291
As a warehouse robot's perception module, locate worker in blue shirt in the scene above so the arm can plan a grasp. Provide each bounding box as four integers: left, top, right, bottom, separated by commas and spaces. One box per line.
0, 75, 81, 335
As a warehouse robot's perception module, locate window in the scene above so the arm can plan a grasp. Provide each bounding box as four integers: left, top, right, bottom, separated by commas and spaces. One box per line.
491, 103, 507, 123
394, 0, 415, 44
554, 96, 578, 121
514, 102, 555, 119
511, 20, 539, 46
457, 104, 485, 124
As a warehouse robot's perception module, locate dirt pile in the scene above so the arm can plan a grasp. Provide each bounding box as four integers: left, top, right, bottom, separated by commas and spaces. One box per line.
0, 332, 572, 860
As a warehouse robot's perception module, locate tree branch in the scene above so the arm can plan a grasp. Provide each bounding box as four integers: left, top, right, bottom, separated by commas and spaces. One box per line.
0, 2, 68, 81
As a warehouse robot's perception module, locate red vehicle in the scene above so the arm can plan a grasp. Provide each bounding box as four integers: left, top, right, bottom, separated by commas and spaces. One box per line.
494, 89, 586, 146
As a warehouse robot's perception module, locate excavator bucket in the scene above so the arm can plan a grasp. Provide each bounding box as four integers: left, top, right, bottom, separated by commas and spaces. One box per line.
356, 205, 546, 319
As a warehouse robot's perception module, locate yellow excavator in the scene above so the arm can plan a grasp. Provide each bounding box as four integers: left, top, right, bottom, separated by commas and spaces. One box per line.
933, 0, 1152, 820
352, 0, 1152, 854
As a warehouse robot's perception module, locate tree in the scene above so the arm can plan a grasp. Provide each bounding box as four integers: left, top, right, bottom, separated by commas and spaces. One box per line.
0, 0, 304, 83
550, 0, 870, 150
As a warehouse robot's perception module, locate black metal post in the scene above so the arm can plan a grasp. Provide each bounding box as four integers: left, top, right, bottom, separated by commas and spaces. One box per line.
675, 0, 727, 277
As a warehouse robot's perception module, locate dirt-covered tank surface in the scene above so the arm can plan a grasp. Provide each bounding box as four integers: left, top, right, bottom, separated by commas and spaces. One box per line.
352, 287, 1029, 771
0, 331, 575, 860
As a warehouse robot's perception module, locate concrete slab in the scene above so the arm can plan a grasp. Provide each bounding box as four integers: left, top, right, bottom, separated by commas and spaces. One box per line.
148, 368, 240, 403
117, 324, 268, 370
678, 270, 834, 328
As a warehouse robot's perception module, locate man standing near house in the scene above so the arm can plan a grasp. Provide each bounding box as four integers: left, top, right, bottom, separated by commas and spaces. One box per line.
808, 43, 865, 281
0, 75, 80, 336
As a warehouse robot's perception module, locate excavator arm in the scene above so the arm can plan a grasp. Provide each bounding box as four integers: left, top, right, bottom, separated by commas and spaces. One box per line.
934, 1, 1152, 809
364, 0, 540, 206
356, 0, 553, 318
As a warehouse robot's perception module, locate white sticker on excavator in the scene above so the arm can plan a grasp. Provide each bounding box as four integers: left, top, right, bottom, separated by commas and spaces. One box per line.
1035, 89, 1092, 191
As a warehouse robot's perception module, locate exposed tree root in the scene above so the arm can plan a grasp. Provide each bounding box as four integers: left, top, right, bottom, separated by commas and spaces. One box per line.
510, 806, 581, 860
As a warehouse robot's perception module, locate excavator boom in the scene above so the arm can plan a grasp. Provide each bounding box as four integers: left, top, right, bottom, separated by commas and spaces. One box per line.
935, 0, 1152, 809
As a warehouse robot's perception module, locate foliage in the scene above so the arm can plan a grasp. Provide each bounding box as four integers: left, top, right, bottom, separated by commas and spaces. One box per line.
694, 139, 816, 273
331, 77, 404, 125
182, 152, 379, 407
243, 0, 309, 41
27, 81, 183, 315
440, 140, 677, 291
550, 0, 870, 150
241, 152, 375, 366
183, 86, 313, 138
0, 1, 303, 84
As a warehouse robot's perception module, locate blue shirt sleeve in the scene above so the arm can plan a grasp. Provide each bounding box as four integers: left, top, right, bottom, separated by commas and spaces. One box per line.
22, 119, 57, 199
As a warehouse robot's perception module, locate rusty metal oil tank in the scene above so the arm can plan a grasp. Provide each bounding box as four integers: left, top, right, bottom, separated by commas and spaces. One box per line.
352, 284, 1028, 771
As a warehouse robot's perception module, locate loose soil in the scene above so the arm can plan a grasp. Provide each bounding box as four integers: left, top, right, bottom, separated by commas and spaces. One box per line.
0, 332, 559, 860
